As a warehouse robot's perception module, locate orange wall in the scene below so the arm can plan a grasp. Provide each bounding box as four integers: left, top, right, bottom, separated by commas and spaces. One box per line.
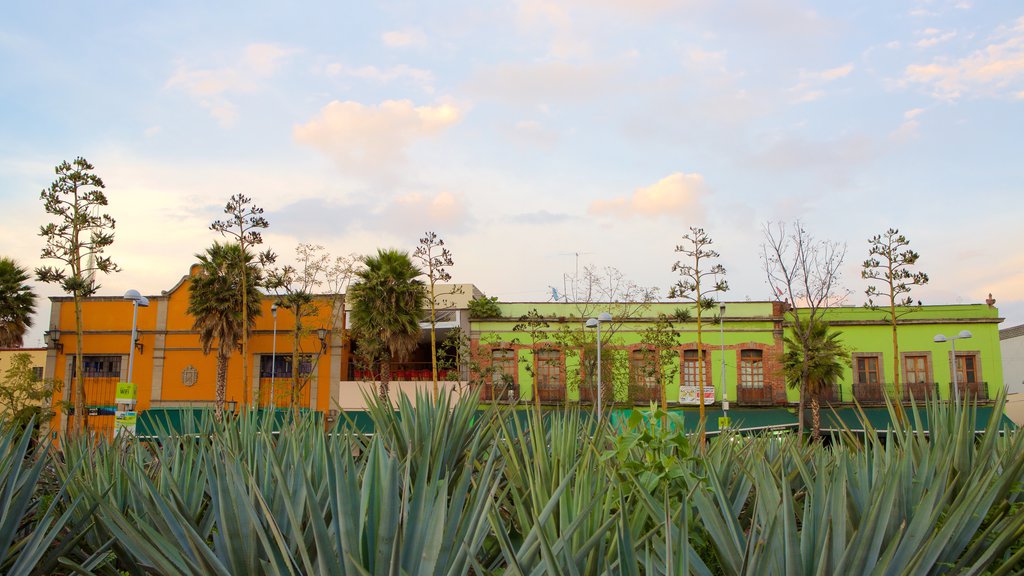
46, 271, 347, 436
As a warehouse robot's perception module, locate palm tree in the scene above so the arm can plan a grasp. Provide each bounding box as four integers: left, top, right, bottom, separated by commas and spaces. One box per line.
782, 318, 849, 441
186, 242, 261, 419
348, 249, 426, 401
0, 258, 36, 348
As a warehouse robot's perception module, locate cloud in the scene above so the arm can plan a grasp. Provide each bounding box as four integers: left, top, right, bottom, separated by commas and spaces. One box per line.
515, 0, 589, 58
293, 99, 462, 179
468, 61, 619, 106
790, 63, 853, 102
513, 120, 559, 146
749, 132, 876, 185
324, 63, 434, 86
904, 16, 1024, 99
589, 173, 707, 220
915, 28, 957, 48
165, 43, 296, 126
891, 108, 926, 141
381, 29, 426, 48
272, 191, 471, 238
506, 210, 576, 225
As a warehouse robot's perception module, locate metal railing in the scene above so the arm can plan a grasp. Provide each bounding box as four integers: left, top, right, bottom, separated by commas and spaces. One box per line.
852, 382, 941, 405
737, 385, 774, 405
349, 362, 459, 382
956, 381, 991, 402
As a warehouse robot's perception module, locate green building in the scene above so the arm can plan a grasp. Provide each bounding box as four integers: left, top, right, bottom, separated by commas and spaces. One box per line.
464, 299, 1003, 431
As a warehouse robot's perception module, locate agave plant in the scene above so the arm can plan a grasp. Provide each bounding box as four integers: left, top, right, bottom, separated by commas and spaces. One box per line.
0, 424, 86, 575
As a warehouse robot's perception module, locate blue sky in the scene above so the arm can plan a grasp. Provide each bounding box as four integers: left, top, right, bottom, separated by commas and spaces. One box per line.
2, 0, 1023, 345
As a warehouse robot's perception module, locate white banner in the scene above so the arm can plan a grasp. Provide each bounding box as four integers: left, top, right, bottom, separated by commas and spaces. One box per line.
678, 385, 716, 405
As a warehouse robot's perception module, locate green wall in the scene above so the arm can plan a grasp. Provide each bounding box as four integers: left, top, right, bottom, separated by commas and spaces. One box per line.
470, 301, 1004, 405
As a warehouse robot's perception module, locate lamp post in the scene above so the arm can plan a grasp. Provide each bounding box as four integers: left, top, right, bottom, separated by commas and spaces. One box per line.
934, 330, 972, 403
585, 312, 612, 421
720, 304, 728, 421
123, 290, 149, 386
270, 303, 278, 409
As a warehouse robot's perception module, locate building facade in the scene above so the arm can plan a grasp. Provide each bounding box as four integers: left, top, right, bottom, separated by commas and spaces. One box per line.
469, 301, 1004, 409
40, 266, 1006, 438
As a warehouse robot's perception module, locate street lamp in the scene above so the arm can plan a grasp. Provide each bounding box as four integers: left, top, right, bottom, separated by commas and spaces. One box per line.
719, 304, 728, 419
585, 312, 612, 420
270, 303, 278, 409
934, 330, 972, 403
123, 290, 149, 387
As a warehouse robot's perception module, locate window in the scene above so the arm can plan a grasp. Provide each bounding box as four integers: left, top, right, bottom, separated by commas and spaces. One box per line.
682, 349, 708, 388
71, 356, 121, 378
855, 356, 880, 385
955, 354, 978, 384
31, 367, 43, 381
535, 349, 562, 389
739, 350, 763, 388
630, 349, 658, 388
491, 349, 515, 387
260, 355, 313, 378
904, 355, 930, 384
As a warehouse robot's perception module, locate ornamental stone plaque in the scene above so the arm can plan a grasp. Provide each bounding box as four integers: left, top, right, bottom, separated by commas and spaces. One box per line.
182, 365, 198, 387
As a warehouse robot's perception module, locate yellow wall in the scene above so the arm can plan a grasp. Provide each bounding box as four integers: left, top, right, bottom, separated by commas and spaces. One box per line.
0, 348, 48, 416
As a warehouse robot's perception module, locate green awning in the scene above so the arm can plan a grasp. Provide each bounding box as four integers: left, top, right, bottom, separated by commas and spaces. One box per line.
818, 406, 1016, 433
136, 408, 315, 438
607, 407, 799, 434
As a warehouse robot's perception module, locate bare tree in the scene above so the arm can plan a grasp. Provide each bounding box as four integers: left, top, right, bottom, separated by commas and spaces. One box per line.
210, 194, 275, 408
862, 228, 929, 408
513, 309, 552, 413
554, 265, 659, 410
413, 231, 462, 398
762, 220, 849, 436
669, 227, 728, 445
36, 157, 120, 435
265, 244, 355, 412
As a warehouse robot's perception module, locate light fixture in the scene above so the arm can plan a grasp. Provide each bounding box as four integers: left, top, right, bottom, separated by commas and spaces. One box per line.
317, 327, 329, 354
123, 290, 150, 390
47, 328, 63, 353
585, 312, 612, 420
934, 329, 972, 403
719, 303, 728, 418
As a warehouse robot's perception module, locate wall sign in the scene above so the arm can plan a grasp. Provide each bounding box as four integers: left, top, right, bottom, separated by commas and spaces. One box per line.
182, 365, 198, 387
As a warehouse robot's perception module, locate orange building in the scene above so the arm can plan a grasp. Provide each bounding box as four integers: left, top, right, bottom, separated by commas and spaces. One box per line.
44, 266, 349, 438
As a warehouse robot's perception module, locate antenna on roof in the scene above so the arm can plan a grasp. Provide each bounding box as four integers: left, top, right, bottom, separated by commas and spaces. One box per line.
548, 286, 560, 302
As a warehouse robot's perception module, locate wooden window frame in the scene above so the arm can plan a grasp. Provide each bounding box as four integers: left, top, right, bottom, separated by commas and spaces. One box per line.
535, 348, 564, 390
630, 348, 659, 389
491, 348, 517, 387
852, 353, 883, 385
681, 348, 712, 388
901, 352, 932, 385
954, 351, 982, 384
738, 349, 764, 389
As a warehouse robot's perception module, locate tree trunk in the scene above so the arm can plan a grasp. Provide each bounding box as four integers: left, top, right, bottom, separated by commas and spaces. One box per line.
292, 307, 301, 413
215, 350, 228, 421
379, 356, 391, 403
429, 281, 439, 399
240, 245, 249, 410
810, 395, 821, 442
797, 361, 809, 437
72, 293, 86, 435
695, 289, 706, 450
889, 299, 906, 423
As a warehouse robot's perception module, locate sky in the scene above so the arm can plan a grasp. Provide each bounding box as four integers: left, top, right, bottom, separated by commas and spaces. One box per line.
2, 1, 1023, 347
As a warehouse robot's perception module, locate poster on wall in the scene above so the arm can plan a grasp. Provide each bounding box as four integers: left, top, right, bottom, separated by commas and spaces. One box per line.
115, 382, 137, 405
114, 410, 137, 437
678, 385, 716, 405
